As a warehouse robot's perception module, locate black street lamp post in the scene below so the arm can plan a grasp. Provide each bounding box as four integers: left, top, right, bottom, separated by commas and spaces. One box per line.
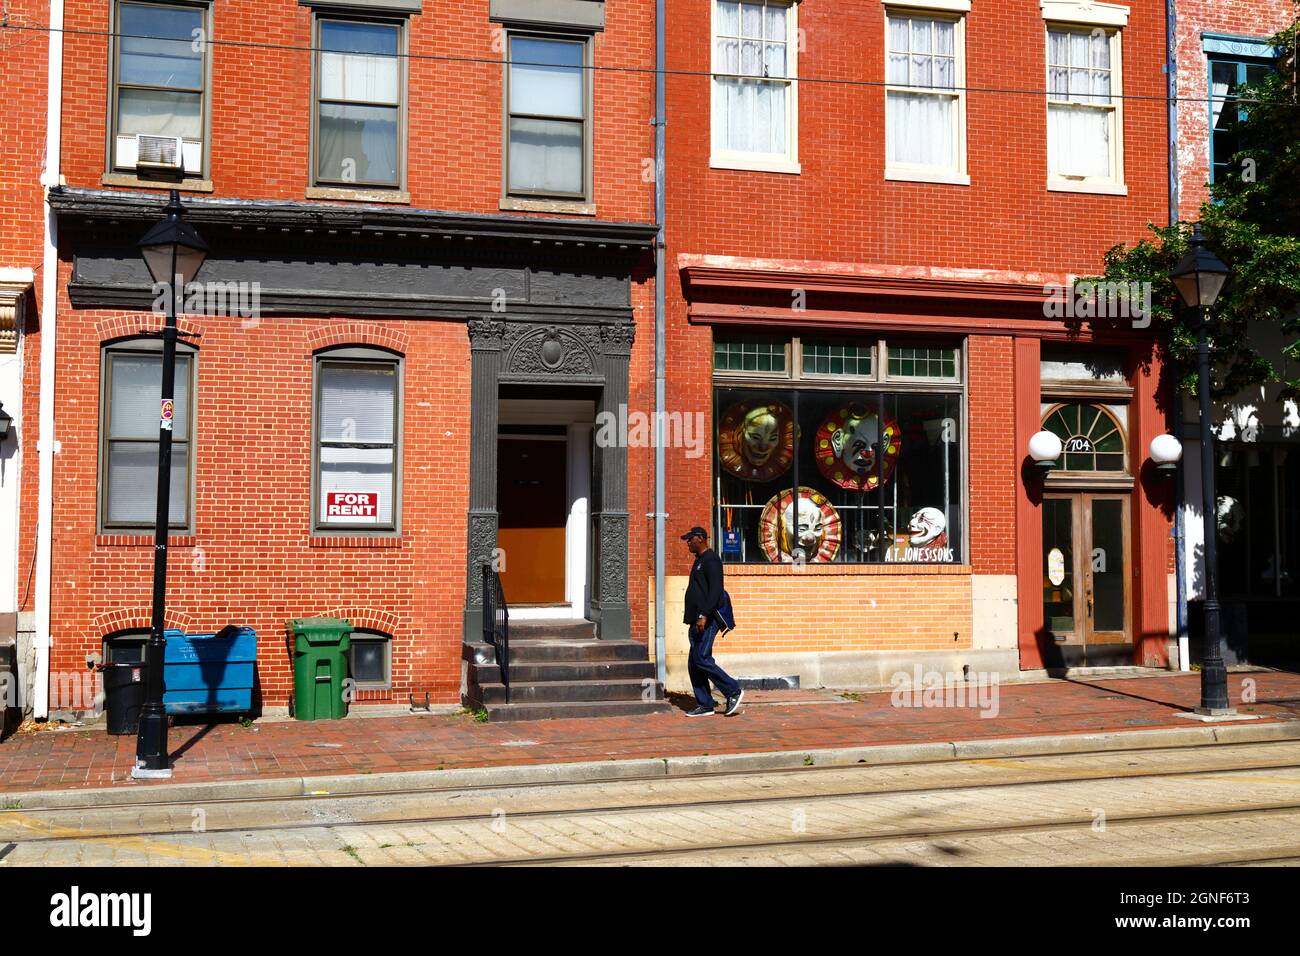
1169, 223, 1233, 717
133, 190, 208, 778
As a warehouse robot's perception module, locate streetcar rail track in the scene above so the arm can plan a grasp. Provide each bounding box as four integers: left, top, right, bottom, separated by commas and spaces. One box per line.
4, 761, 1300, 848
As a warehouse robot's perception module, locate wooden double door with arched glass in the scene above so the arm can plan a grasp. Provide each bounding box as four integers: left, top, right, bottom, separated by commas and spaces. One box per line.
1042, 492, 1133, 666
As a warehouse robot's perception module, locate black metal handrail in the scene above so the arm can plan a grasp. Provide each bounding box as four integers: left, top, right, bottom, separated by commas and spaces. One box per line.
481, 564, 510, 702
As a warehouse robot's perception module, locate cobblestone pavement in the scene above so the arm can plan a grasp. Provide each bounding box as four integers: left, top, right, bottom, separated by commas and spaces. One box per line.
3, 739, 1299, 866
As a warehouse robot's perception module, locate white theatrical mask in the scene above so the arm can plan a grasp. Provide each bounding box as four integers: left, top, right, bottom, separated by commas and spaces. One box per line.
782, 496, 825, 555
908, 507, 947, 546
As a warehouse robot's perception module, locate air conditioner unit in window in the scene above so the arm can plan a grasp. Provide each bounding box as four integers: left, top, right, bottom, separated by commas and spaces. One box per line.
135, 133, 183, 170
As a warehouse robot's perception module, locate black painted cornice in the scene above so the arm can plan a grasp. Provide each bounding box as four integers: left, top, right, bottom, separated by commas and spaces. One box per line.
48, 187, 658, 249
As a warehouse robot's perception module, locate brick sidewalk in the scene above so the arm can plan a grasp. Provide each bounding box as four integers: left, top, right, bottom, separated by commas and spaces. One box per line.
2, 672, 1298, 794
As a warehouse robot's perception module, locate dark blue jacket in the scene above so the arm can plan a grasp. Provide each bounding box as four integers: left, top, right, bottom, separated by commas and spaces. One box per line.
683, 548, 724, 624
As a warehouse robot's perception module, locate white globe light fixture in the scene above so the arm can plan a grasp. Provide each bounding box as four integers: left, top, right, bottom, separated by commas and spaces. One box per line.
1028, 430, 1063, 470
1149, 433, 1183, 475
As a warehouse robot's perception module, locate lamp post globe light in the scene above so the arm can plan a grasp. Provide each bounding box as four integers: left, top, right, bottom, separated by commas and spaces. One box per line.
1149, 433, 1183, 475
133, 190, 208, 778
1169, 223, 1233, 717
1028, 429, 1063, 469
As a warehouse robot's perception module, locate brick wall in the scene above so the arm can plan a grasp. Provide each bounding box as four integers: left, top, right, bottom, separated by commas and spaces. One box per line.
1174, 0, 1295, 221
664, 0, 1169, 273
718, 565, 972, 654
43, 262, 472, 707
58, 0, 655, 223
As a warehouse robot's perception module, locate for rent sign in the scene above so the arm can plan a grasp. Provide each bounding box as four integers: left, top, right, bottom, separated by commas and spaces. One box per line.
325, 492, 378, 520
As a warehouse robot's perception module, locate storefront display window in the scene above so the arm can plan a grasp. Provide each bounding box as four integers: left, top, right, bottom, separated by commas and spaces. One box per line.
713, 336, 964, 564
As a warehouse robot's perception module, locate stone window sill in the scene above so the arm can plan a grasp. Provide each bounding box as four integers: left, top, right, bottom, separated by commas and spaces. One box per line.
306, 186, 411, 204
500, 195, 596, 216
1047, 179, 1128, 196
102, 173, 213, 193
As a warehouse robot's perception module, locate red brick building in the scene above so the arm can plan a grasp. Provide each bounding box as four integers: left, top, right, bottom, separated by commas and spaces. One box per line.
657, 0, 1180, 689
13, 0, 660, 718
12, 0, 1279, 721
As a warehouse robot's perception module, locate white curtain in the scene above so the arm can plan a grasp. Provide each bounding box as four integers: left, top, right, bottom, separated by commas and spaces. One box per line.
1210, 73, 1232, 131
508, 118, 583, 194
887, 92, 954, 167
317, 104, 398, 184
1048, 104, 1111, 178
713, 78, 787, 155
118, 88, 202, 139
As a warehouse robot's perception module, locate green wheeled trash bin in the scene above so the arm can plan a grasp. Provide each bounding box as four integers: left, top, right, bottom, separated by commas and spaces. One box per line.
289, 618, 352, 720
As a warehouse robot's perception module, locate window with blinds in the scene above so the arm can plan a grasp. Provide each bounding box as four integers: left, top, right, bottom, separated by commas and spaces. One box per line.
100, 345, 194, 531
314, 350, 401, 531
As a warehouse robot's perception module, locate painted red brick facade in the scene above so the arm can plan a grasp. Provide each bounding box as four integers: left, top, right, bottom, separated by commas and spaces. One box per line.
1173, 0, 1295, 220
661, 0, 1177, 674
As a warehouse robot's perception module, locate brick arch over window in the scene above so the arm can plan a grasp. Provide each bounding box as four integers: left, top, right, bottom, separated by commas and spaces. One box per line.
307, 323, 409, 356
85, 606, 197, 642
97, 313, 204, 344
318, 607, 401, 635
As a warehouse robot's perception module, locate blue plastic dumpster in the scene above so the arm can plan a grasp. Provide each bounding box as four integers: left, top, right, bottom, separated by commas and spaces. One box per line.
163, 626, 257, 717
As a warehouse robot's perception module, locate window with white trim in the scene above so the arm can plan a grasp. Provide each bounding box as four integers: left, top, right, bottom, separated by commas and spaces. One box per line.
1046, 24, 1123, 188
711, 0, 798, 172
313, 348, 402, 532
885, 10, 966, 182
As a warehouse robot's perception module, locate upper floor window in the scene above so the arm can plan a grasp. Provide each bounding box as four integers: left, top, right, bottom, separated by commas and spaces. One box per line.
711, 0, 799, 173
505, 34, 590, 200
313, 348, 402, 533
100, 340, 196, 532
313, 17, 404, 189
1046, 22, 1125, 193
885, 9, 967, 184
1208, 55, 1275, 186
110, 1, 208, 178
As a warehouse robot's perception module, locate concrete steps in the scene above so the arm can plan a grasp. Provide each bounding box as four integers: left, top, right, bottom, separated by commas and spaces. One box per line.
462, 622, 670, 721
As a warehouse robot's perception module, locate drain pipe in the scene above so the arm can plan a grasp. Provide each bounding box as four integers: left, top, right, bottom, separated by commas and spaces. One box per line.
33, 0, 65, 718
1166, 0, 1190, 671
652, 0, 667, 685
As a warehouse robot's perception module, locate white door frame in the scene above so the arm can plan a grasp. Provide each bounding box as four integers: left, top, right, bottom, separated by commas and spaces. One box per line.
498, 399, 594, 620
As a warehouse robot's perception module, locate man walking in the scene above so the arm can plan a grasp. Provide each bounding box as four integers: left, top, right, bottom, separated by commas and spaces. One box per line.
681, 526, 743, 717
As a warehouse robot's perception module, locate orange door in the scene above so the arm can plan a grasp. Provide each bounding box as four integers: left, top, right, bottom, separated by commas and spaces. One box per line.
497, 437, 568, 605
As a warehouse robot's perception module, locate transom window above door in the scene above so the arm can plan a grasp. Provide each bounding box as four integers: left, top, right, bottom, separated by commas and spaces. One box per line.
1042, 403, 1126, 473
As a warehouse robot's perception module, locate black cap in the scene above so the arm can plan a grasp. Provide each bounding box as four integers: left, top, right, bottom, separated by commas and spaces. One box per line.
680, 526, 708, 541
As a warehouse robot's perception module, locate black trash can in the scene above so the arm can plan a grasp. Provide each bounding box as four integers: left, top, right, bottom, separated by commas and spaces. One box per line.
99, 662, 146, 735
